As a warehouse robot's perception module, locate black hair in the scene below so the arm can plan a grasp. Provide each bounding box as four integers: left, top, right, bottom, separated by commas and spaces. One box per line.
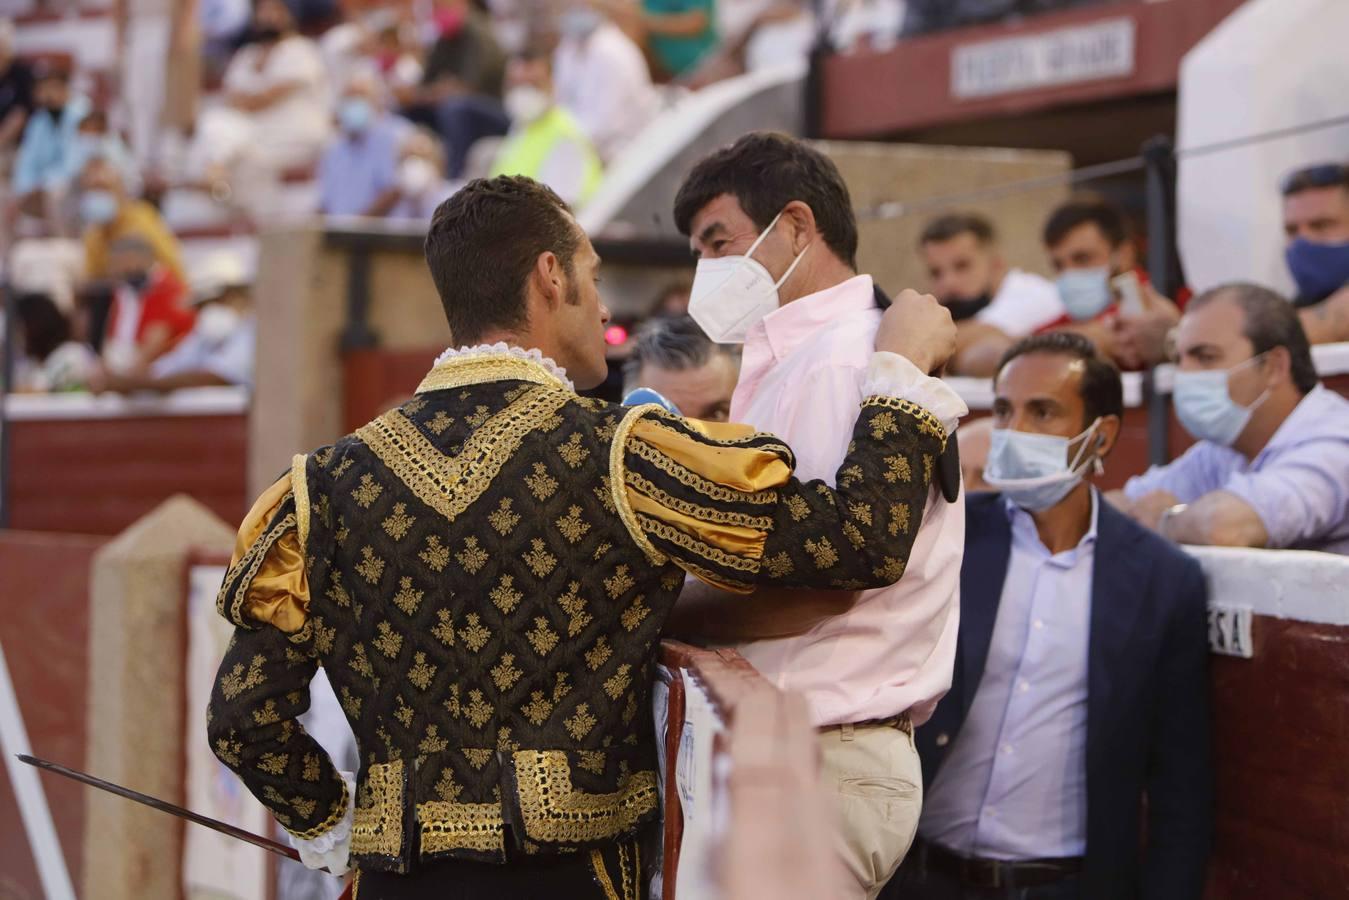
424, 176, 581, 345
621, 315, 734, 393
1280, 162, 1349, 198
674, 132, 858, 269
1188, 282, 1319, 395
919, 212, 996, 247
16, 292, 72, 361
995, 331, 1124, 427
1043, 197, 1128, 250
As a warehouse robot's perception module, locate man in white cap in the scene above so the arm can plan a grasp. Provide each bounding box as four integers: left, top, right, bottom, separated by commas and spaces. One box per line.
93, 252, 256, 392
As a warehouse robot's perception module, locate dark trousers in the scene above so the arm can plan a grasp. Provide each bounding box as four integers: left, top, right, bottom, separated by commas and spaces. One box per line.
883, 855, 1081, 900
353, 838, 642, 900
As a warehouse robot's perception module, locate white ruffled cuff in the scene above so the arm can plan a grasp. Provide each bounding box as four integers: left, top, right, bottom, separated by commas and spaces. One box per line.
288, 771, 356, 876
863, 352, 969, 435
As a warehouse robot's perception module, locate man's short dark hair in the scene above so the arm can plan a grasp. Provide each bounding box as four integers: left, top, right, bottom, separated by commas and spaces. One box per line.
1280, 162, 1349, 198
1188, 282, 1319, 394
674, 132, 859, 269
995, 332, 1124, 426
425, 176, 580, 345
919, 212, 996, 248
622, 316, 735, 393
1043, 197, 1128, 250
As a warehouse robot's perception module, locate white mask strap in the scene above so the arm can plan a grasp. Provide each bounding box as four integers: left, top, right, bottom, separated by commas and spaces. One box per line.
1066, 417, 1103, 472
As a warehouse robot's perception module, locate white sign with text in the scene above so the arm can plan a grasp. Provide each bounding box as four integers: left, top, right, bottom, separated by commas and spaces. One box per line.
952, 18, 1136, 100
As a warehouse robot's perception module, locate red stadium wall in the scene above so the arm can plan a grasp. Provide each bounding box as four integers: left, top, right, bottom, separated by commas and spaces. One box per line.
1208, 616, 1349, 898
0, 530, 107, 900
7, 413, 249, 536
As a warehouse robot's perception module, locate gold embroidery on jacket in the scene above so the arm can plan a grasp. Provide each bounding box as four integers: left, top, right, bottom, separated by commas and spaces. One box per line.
382, 503, 416, 540
636, 515, 762, 573
861, 395, 949, 444
291, 454, 311, 547
356, 388, 571, 526
220, 510, 297, 627
488, 498, 522, 536
525, 463, 559, 500
608, 405, 668, 565
512, 751, 657, 844
415, 354, 571, 394
625, 471, 775, 530
418, 800, 506, 855
352, 760, 402, 856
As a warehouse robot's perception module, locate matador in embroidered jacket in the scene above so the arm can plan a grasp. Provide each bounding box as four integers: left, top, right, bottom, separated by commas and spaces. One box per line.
207, 177, 962, 899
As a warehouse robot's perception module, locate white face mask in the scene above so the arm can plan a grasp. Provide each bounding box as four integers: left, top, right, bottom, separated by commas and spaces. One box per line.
983, 418, 1103, 512
687, 209, 811, 344
399, 156, 438, 195
504, 85, 550, 125
196, 303, 242, 343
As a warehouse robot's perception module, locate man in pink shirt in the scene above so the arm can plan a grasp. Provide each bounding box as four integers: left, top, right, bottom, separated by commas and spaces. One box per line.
672, 132, 968, 898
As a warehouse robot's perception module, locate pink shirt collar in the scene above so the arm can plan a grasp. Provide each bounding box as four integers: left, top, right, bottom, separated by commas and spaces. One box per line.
753, 274, 875, 364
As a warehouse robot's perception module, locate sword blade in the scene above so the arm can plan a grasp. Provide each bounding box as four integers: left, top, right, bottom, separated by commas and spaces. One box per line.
17, 754, 301, 862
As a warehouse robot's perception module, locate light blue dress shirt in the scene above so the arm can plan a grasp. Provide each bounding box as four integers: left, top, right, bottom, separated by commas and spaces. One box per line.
1124, 384, 1349, 555
919, 491, 1099, 860
151, 316, 257, 389
316, 116, 408, 217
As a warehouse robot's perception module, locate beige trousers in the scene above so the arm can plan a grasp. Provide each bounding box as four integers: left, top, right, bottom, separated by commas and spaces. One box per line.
817, 720, 923, 900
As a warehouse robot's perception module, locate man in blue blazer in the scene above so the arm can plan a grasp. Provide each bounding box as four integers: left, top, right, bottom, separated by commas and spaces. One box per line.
883, 332, 1212, 899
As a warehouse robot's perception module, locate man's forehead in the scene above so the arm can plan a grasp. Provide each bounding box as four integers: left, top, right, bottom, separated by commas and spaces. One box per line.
1284, 185, 1349, 218
689, 194, 753, 238
996, 353, 1085, 399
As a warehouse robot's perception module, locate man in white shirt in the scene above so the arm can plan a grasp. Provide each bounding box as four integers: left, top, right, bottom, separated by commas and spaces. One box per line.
918, 212, 1064, 376
671, 131, 967, 900
552, 2, 658, 163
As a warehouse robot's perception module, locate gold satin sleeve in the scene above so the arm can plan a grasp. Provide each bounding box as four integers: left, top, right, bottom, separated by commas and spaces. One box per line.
220, 472, 311, 635
616, 411, 794, 592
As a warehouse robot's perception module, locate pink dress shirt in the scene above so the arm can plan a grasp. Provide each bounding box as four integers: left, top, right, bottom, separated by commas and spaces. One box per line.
731, 274, 966, 728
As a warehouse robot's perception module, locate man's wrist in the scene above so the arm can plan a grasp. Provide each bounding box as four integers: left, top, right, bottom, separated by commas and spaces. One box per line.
1158, 503, 1189, 538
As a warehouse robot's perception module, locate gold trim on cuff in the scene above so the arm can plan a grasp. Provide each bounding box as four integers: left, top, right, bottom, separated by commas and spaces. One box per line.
609, 405, 668, 566
291, 454, 311, 549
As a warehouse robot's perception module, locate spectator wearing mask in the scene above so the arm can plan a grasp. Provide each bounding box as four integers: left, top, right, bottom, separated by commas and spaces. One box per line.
387, 128, 454, 219
1041, 198, 1181, 369
639, 0, 719, 79
64, 111, 140, 194
489, 47, 602, 209
553, 1, 658, 163
11, 291, 98, 392
1281, 162, 1349, 345
97, 236, 195, 374
1111, 283, 1349, 555
621, 315, 740, 420
11, 63, 90, 229
79, 156, 185, 282
918, 212, 1064, 376
399, 0, 509, 178
94, 252, 257, 392
0, 20, 34, 165
890, 332, 1211, 900
188, 0, 331, 216
317, 73, 408, 216
672, 133, 968, 899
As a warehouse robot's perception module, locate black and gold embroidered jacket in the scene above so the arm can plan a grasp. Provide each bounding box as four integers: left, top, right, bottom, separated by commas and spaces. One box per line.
207, 351, 949, 874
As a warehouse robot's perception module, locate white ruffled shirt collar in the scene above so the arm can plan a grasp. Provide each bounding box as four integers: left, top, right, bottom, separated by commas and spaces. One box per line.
433, 342, 574, 391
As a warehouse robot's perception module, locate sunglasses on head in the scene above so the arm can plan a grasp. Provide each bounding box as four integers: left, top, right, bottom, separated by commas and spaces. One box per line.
1281, 163, 1349, 196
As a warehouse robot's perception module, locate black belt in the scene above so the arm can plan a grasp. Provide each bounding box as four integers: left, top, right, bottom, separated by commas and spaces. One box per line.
914, 837, 1082, 890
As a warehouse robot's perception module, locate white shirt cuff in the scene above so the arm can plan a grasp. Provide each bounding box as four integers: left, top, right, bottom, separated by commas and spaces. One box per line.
864, 352, 969, 435
288, 771, 355, 876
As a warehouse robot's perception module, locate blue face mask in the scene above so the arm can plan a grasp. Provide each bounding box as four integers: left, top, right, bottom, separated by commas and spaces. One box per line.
983, 419, 1102, 512
338, 97, 373, 134
559, 7, 603, 38
1055, 267, 1113, 321
80, 189, 119, 225
1172, 355, 1270, 447
1285, 237, 1349, 305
